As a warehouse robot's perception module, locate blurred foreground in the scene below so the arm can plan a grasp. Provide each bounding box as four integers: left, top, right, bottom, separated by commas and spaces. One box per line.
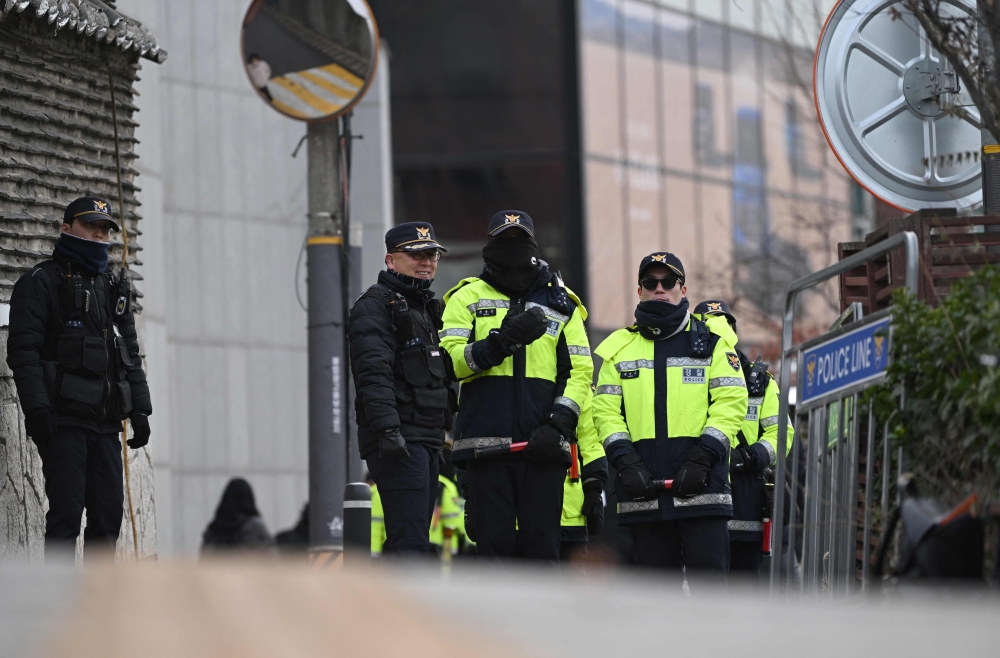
2, 558, 998, 658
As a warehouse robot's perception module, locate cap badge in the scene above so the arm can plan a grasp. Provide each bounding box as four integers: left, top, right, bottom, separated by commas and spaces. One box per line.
416, 226, 430, 238
707, 302, 722, 312
504, 214, 520, 224
652, 254, 666, 262
94, 200, 108, 212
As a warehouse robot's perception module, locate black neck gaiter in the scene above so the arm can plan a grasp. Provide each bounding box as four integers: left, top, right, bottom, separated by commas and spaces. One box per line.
482, 238, 540, 295
634, 298, 690, 340
388, 269, 432, 290
54, 232, 110, 275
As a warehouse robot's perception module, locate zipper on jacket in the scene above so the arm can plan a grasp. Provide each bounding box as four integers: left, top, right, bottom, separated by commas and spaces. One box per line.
511, 296, 525, 441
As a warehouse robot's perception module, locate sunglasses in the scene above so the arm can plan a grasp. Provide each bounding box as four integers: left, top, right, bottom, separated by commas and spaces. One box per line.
396, 250, 441, 262
640, 276, 680, 291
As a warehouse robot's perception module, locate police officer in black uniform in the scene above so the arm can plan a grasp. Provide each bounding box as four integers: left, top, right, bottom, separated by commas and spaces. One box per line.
347, 222, 453, 555
7, 197, 152, 557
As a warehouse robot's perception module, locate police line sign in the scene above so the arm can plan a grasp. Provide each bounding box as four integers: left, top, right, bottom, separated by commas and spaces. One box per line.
800, 318, 890, 405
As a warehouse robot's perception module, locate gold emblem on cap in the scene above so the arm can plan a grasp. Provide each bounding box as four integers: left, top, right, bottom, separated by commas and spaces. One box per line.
416, 226, 430, 238
652, 254, 666, 262
707, 302, 722, 312
504, 214, 520, 224
94, 200, 108, 212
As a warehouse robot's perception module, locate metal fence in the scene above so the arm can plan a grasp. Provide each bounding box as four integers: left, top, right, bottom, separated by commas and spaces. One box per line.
771, 231, 919, 597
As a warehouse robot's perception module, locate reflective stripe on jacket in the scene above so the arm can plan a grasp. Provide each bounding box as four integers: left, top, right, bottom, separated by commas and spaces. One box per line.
593, 315, 747, 522
440, 273, 592, 463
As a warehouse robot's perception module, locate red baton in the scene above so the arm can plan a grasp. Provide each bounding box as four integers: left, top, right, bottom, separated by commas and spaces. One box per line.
474, 441, 528, 459
762, 517, 772, 555
569, 443, 580, 482
651, 479, 673, 490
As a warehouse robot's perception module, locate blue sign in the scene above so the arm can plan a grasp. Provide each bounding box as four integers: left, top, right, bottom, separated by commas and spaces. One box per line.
801, 318, 890, 404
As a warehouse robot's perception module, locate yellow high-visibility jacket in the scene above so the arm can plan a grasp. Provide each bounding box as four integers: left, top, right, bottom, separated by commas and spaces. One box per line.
429, 474, 466, 554
729, 365, 794, 541
440, 271, 593, 464
561, 389, 608, 541
371, 484, 386, 555
593, 315, 748, 522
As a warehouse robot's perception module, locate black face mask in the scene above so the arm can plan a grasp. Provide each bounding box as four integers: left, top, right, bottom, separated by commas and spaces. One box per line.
54, 232, 110, 275
634, 298, 690, 340
482, 238, 540, 294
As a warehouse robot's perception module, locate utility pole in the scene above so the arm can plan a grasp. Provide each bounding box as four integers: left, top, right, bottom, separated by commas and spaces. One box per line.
979, 1, 1000, 215
307, 120, 347, 553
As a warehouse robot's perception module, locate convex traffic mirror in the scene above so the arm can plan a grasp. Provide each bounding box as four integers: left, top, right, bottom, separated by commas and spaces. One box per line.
241, 0, 378, 122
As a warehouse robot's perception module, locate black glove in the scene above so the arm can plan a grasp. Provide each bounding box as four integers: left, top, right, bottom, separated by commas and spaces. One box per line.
523, 421, 565, 463
582, 478, 605, 536
673, 444, 716, 498
378, 428, 410, 459
492, 307, 547, 354
128, 413, 151, 449
25, 409, 56, 449
617, 451, 655, 500
730, 444, 755, 474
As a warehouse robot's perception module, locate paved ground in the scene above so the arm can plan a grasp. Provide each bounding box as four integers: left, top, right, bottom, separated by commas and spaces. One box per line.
1, 559, 997, 657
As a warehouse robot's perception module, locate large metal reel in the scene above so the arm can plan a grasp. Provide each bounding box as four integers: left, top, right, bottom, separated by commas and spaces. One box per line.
815, 0, 982, 211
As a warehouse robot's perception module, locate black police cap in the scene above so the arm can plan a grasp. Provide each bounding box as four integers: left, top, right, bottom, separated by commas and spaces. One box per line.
63, 196, 120, 232
385, 222, 447, 253
694, 299, 737, 326
638, 252, 684, 282
487, 210, 534, 238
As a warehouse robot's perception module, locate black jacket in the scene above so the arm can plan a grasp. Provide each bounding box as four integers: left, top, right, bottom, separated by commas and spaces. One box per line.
348, 271, 453, 458
201, 516, 274, 554
6, 252, 152, 432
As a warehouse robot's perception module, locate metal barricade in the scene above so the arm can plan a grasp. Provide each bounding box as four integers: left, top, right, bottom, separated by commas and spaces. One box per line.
770, 231, 919, 597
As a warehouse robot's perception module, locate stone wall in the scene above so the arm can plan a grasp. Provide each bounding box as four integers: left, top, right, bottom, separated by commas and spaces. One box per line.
0, 8, 158, 561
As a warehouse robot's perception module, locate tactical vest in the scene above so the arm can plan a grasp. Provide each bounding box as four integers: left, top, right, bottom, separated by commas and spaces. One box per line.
360, 284, 454, 431
38, 260, 135, 422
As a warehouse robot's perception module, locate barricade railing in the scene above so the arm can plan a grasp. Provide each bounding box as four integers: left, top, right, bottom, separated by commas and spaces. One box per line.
771, 231, 918, 597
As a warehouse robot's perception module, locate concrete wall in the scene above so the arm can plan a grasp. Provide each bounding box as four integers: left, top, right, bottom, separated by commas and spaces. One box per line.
127, 0, 310, 557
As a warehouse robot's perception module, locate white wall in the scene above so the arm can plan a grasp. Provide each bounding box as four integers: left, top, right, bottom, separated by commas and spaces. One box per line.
125, 1, 394, 557
127, 0, 310, 557
349, 42, 396, 290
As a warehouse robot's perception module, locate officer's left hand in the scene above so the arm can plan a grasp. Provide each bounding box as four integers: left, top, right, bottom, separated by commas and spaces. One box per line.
127, 413, 150, 449
524, 422, 565, 463
672, 445, 714, 497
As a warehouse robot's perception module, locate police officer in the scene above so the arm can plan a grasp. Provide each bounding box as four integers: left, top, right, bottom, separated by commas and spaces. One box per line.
430, 453, 467, 558
6, 197, 152, 557
348, 222, 453, 555
693, 300, 792, 575
559, 391, 607, 563
592, 253, 747, 591
439, 211, 593, 562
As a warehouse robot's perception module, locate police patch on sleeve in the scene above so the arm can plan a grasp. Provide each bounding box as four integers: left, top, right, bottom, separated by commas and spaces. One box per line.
726, 352, 741, 371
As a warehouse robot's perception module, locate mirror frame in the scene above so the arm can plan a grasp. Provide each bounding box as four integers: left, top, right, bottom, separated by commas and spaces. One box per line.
240, 0, 380, 123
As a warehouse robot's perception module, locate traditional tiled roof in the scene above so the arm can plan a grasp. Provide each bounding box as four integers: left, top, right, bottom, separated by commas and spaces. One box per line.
1, 0, 167, 63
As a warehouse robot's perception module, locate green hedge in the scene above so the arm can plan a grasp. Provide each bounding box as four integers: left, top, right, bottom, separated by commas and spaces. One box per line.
867, 265, 1000, 506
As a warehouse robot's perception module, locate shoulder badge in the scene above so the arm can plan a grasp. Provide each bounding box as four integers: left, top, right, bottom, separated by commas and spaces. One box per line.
726, 352, 741, 372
